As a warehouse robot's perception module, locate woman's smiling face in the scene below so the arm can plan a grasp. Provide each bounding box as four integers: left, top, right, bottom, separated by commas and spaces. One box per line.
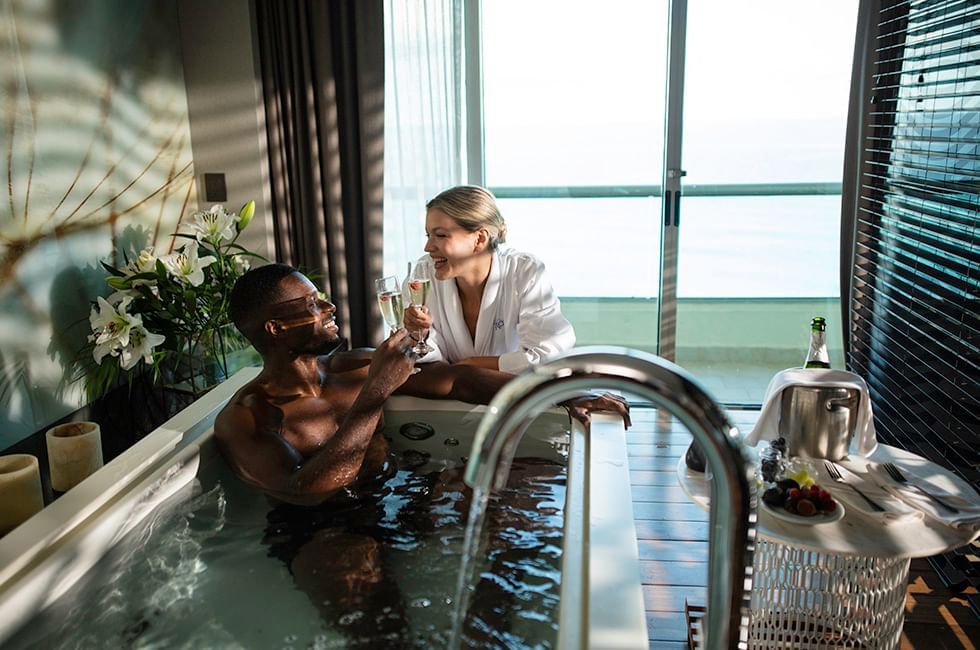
423, 208, 487, 280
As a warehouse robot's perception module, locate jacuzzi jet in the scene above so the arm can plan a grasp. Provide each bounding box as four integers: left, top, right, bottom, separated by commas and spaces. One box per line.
443, 437, 459, 447
399, 422, 435, 441
399, 449, 431, 470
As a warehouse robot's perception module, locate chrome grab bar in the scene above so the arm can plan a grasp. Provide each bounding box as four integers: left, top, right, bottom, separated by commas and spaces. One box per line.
464, 346, 755, 649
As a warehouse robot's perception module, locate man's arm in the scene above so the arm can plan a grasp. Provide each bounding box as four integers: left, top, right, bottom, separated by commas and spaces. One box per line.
397, 363, 631, 429
324, 348, 373, 372
216, 333, 418, 505
395, 362, 512, 404
453, 356, 502, 370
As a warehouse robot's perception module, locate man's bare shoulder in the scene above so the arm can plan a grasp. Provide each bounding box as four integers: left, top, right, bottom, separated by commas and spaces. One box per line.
323, 349, 373, 373
215, 382, 275, 443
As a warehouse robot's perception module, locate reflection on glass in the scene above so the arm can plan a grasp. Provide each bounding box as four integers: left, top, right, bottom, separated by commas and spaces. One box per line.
375, 276, 404, 334
407, 262, 433, 355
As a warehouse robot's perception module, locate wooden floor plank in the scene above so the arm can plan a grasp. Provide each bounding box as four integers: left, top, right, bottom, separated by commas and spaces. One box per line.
637, 540, 709, 562
634, 519, 710, 542
630, 472, 677, 488
643, 584, 707, 612
640, 559, 708, 586
633, 501, 708, 522
630, 470, 680, 486
646, 610, 693, 642
629, 485, 693, 504
647, 642, 689, 650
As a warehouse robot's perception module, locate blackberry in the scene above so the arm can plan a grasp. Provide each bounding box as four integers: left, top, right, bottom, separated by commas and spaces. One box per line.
760, 456, 782, 483
762, 487, 784, 507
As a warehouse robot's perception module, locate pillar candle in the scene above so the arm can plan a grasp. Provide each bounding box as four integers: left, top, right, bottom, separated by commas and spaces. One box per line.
46, 421, 104, 493
0, 454, 44, 535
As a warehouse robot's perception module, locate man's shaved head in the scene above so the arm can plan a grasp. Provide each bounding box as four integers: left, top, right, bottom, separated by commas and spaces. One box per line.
229, 263, 299, 343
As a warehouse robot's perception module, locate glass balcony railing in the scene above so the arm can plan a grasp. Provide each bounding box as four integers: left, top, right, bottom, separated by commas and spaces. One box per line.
490, 183, 844, 406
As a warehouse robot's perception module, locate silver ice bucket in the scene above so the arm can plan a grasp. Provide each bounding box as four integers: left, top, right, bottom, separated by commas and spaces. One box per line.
778, 386, 860, 460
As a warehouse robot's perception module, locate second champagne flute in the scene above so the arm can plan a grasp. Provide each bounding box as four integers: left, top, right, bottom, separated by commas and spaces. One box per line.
375, 275, 404, 335
407, 262, 433, 355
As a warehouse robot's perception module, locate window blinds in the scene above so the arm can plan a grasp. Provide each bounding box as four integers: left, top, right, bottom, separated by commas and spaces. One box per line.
848, 0, 979, 488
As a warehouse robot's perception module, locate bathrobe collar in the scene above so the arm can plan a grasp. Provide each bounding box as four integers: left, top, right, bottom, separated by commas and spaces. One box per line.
443, 251, 500, 356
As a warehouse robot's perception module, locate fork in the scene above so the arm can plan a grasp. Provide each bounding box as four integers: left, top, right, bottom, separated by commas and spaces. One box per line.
824, 462, 886, 512
881, 463, 960, 514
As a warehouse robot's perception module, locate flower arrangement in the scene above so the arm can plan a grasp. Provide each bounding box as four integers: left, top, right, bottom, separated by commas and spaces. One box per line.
82, 201, 263, 399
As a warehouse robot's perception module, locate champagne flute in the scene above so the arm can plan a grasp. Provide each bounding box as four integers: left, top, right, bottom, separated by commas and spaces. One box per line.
375, 275, 404, 335
407, 261, 433, 355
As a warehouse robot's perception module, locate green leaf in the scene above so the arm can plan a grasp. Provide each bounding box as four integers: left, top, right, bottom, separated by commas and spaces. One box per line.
101, 261, 125, 277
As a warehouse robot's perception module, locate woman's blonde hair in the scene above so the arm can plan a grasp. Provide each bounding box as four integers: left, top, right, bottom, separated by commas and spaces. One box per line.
426, 185, 507, 249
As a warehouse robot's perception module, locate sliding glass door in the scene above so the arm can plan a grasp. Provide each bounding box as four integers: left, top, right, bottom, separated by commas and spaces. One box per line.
467, 0, 856, 404
674, 1, 856, 402
481, 0, 668, 356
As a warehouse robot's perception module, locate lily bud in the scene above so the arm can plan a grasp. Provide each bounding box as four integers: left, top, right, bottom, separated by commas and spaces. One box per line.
237, 200, 256, 232
106, 276, 129, 290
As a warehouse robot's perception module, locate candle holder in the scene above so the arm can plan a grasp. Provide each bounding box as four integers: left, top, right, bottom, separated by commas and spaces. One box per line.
46, 421, 104, 493
0, 454, 44, 535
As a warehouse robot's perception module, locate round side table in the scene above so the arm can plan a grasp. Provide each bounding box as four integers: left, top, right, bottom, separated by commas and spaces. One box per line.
677, 444, 980, 649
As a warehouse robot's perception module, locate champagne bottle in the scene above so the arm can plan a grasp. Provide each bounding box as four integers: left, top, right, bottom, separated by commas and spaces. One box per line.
803, 316, 830, 368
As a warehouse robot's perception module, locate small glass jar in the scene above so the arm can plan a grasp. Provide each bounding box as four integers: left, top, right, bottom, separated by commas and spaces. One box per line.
758, 437, 787, 484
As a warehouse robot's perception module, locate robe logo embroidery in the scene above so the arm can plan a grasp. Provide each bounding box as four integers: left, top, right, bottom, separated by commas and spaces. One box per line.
494, 319, 504, 331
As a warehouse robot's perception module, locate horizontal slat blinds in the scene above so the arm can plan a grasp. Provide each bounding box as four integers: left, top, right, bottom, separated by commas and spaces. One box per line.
849, 0, 979, 488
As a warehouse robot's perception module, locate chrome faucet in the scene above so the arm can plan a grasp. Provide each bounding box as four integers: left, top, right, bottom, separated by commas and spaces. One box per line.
465, 346, 755, 649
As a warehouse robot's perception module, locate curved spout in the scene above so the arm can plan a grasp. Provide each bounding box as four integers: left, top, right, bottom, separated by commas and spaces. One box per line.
464, 346, 754, 649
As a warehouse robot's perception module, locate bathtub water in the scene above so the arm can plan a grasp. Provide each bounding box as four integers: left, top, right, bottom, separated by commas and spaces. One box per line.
0, 368, 647, 648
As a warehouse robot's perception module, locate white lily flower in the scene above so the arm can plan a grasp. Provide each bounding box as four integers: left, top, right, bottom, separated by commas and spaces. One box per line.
162, 241, 217, 287
88, 297, 139, 364
107, 289, 141, 305
188, 204, 239, 243
89, 296, 137, 345
91, 341, 114, 365
132, 248, 158, 274
103, 249, 159, 296
119, 324, 166, 370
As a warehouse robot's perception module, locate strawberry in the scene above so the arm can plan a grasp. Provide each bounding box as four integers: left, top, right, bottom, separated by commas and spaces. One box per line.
796, 499, 817, 516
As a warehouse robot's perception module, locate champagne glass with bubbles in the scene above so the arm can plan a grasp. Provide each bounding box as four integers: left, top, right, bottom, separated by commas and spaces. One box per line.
407, 261, 433, 355
375, 275, 404, 335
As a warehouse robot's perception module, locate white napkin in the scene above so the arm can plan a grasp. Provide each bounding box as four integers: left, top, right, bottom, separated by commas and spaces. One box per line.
745, 368, 877, 456
866, 462, 980, 531
823, 460, 923, 524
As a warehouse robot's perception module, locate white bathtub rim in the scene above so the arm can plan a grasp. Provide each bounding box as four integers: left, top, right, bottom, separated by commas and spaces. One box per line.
0, 367, 260, 601
0, 440, 204, 647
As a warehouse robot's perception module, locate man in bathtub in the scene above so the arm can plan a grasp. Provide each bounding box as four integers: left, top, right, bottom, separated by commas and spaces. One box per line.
214, 263, 629, 506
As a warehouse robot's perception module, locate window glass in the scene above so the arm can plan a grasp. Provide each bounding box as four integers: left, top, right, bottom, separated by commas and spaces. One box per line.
482, 0, 668, 187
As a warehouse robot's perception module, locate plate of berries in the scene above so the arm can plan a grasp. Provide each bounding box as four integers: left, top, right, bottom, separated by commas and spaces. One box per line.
761, 479, 844, 525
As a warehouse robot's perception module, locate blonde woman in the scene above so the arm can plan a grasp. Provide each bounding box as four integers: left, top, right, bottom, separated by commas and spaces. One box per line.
404, 185, 575, 374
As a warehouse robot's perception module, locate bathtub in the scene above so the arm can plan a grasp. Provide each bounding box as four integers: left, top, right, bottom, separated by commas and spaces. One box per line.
0, 367, 647, 648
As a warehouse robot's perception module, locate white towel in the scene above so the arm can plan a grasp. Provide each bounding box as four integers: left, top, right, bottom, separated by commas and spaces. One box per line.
745, 368, 877, 456
866, 462, 980, 531
828, 459, 922, 525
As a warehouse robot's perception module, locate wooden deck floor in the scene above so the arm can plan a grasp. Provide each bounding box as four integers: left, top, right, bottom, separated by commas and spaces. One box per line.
628, 407, 979, 650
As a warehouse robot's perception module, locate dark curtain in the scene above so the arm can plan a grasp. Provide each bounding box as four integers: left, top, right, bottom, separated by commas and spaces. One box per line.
255, 0, 384, 347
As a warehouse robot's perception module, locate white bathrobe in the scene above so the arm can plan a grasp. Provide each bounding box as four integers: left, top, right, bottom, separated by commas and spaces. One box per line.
413, 249, 575, 374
